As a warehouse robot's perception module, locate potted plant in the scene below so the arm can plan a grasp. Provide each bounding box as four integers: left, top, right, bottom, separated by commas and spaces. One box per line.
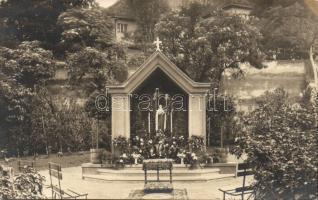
185, 152, 199, 169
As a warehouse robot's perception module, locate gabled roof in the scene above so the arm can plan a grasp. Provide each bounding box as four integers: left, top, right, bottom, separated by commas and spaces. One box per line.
109, 51, 210, 94
106, 0, 136, 20
221, 0, 253, 10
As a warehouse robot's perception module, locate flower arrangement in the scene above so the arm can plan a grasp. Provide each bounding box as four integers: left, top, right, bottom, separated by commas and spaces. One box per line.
132, 152, 141, 165
142, 159, 173, 170
188, 135, 204, 152
110, 134, 211, 169
185, 152, 199, 169
177, 151, 186, 164
112, 136, 129, 154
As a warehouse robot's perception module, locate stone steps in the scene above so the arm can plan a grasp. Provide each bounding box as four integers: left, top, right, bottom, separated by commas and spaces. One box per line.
97, 168, 220, 176
82, 173, 234, 182
81, 163, 237, 182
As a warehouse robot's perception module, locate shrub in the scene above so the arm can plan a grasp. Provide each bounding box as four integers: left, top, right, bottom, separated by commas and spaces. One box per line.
233, 88, 318, 199
0, 166, 45, 199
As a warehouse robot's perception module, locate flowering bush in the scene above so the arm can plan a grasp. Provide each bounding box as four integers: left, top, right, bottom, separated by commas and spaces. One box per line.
0, 166, 45, 199
233, 88, 318, 199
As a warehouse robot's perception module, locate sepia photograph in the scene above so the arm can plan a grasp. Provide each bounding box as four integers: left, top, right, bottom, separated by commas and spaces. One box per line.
0, 0, 317, 199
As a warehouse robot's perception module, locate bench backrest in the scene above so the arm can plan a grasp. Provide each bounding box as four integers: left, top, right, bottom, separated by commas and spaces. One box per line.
18, 160, 34, 172
237, 163, 253, 177
48, 162, 63, 198
237, 162, 254, 195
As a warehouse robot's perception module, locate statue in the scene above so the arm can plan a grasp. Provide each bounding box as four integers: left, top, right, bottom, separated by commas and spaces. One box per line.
155, 104, 166, 131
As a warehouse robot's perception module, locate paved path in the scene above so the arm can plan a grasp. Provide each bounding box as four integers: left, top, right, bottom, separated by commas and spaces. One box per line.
40, 167, 254, 199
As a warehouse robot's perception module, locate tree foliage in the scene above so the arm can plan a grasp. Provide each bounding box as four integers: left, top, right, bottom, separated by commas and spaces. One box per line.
0, 0, 95, 51
155, 3, 265, 88
128, 0, 169, 49
0, 41, 56, 88
259, 2, 318, 59
58, 7, 114, 53
233, 88, 318, 199
67, 46, 128, 89
0, 166, 45, 199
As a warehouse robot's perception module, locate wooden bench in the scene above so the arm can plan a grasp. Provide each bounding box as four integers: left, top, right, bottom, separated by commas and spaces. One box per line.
49, 162, 88, 199
219, 163, 254, 200
143, 159, 173, 193
18, 160, 35, 172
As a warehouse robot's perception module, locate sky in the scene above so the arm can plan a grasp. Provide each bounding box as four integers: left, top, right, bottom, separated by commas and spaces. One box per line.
96, 0, 118, 8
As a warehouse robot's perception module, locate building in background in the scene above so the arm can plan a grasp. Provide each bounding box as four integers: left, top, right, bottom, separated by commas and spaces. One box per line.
107, 0, 253, 41
220, 0, 253, 15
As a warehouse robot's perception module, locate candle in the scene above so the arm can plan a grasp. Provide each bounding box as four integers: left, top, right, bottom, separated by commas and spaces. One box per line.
148, 112, 151, 134
170, 110, 173, 135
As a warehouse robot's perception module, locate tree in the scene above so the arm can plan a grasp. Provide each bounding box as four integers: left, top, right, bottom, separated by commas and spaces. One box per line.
252, 0, 299, 16
233, 88, 318, 199
259, 2, 318, 87
0, 0, 95, 52
67, 46, 128, 89
0, 78, 35, 155
58, 7, 128, 89
57, 7, 114, 53
155, 3, 265, 88
128, 0, 169, 51
0, 41, 56, 154
0, 41, 56, 89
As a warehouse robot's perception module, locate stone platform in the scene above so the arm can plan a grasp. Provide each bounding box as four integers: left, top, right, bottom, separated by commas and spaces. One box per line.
81, 163, 237, 182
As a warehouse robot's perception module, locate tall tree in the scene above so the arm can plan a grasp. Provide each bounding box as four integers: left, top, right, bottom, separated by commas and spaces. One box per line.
57, 7, 114, 53
58, 7, 128, 89
0, 0, 95, 52
0, 41, 57, 154
128, 0, 169, 51
67, 46, 128, 89
156, 3, 265, 88
259, 1, 318, 87
0, 41, 56, 89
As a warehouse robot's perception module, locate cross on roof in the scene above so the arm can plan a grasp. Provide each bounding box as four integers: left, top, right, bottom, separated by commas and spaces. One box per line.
154, 37, 162, 51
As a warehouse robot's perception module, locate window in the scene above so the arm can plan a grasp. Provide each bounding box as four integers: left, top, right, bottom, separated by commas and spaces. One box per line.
117, 23, 128, 33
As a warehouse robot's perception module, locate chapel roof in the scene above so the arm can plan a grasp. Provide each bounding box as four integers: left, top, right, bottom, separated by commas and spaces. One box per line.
108, 51, 211, 94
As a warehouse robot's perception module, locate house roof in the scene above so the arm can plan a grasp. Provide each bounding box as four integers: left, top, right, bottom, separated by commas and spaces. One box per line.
106, 0, 136, 20
221, 0, 253, 10
108, 51, 211, 94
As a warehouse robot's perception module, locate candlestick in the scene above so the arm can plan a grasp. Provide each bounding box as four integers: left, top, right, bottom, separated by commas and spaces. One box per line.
148, 112, 151, 134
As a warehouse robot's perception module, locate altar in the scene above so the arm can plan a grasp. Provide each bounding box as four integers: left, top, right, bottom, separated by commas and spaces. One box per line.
108, 44, 210, 144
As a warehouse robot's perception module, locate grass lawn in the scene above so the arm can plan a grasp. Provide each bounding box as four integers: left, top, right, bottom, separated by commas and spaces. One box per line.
0, 151, 90, 172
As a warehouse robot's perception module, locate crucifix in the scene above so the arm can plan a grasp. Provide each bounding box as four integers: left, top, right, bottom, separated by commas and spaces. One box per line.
153, 37, 162, 51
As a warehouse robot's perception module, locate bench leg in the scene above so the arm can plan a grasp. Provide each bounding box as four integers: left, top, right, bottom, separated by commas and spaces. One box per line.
223, 191, 226, 200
